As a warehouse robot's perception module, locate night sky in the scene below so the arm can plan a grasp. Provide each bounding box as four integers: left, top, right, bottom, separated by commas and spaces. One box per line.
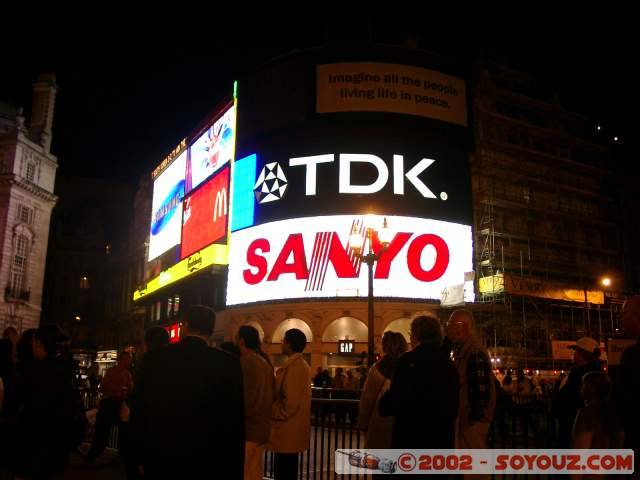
1, 18, 634, 185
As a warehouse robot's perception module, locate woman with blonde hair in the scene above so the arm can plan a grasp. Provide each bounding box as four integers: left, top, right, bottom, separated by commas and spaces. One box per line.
357, 331, 408, 448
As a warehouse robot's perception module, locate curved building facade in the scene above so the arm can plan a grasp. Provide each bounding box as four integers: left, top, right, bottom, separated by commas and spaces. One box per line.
220, 45, 472, 370
133, 42, 623, 371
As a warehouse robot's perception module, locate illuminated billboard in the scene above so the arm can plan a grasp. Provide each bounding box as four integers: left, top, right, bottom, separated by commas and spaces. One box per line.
233, 132, 472, 228
231, 153, 257, 231
226, 215, 473, 305
181, 166, 230, 259
166, 323, 182, 344
135, 243, 229, 301
148, 151, 187, 261
228, 87, 472, 305
186, 104, 236, 193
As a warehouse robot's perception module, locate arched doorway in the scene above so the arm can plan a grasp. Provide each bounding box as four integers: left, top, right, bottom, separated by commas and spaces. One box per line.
322, 317, 368, 380
322, 317, 368, 343
383, 318, 412, 343
271, 318, 313, 343
270, 318, 313, 369
241, 321, 265, 343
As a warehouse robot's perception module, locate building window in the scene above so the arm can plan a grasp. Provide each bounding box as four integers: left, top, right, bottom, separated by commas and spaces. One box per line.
79, 276, 90, 289
9, 234, 29, 296
26, 163, 36, 182
167, 297, 174, 318
16, 204, 34, 224
173, 295, 180, 316
154, 300, 161, 322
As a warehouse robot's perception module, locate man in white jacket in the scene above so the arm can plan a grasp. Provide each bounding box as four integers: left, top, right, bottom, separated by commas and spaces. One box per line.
267, 328, 311, 480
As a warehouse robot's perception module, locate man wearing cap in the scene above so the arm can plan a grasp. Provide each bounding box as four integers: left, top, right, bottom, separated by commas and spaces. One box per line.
552, 336, 601, 447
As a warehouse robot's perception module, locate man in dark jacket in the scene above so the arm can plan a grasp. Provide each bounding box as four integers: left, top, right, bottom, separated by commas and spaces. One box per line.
552, 336, 601, 447
379, 314, 459, 448
131, 305, 245, 479
613, 295, 640, 456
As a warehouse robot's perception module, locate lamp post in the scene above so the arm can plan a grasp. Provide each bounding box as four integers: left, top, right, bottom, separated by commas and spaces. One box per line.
349, 216, 392, 368
584, 277, 613, 337
583, 286, 591, 335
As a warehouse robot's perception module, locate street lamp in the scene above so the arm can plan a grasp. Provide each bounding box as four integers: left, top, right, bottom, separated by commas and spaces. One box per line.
601, 277, 612, 288
349, 216, 392, 368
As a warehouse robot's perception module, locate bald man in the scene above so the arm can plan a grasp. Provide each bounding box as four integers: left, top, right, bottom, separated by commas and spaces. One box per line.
447, 309, 496, 453
615, 295, 640, 452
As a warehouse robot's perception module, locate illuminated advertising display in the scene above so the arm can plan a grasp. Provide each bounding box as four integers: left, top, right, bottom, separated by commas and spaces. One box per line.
134, 243, 229, 300
226, 215, 473, 305
186, 104, 236, 193
232, 132, 471, 229
231, 153, 257, 231
227, 80, 472, 305
181, 166, 230, 259
166, 323, 182, 344
148, 151, 187, 261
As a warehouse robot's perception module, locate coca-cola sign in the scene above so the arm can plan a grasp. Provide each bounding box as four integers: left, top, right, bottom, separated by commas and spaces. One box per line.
226, 215, 472, 305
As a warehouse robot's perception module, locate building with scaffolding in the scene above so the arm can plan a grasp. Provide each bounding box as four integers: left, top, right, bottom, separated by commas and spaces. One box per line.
471, 63, 625, 371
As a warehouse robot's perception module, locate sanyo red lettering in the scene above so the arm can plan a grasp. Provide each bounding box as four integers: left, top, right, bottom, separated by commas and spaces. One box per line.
243, 231, 450, 284
266, 233, 309, 281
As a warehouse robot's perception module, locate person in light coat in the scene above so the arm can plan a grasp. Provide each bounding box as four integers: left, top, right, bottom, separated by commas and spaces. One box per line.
267, 328, 311, 480
237, 325, 274, 480
357, 331, 407, 448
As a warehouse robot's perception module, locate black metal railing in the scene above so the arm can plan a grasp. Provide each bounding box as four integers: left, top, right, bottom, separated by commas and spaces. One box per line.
261, 394, 560, 479
78, 388, 562, 478
489, 394, 560, 449
263, 398, 365, 480
78, 388, 120, 450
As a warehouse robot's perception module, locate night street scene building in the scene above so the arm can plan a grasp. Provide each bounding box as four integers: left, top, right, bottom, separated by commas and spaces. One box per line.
0, 74, 58, 332
2, 21, 639, 479
125, 41, 636, 375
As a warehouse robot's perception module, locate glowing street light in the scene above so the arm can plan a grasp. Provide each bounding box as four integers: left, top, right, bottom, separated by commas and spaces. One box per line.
350, 216, 392, 367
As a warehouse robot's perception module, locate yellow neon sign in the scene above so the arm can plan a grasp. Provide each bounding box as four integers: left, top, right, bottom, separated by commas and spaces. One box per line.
133, 243, 229, 301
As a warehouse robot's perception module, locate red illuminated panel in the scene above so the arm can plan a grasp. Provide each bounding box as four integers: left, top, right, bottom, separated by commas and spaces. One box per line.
167, 323, 181, 344
181, 166, 230, 259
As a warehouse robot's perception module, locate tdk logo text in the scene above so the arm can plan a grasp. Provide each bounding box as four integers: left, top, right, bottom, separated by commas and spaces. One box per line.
259, 154, 443, 201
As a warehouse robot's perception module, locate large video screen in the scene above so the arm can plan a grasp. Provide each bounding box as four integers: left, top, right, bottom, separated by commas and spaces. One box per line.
227, 215, 473, 305
227, 98, 473, 305
186, 105, 236, 194
232, 129, 472, 230
148, 151, 187, 261
181, 166, 230, 259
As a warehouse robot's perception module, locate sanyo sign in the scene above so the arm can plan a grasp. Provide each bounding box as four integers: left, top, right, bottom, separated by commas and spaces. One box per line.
288, 153, 441, 199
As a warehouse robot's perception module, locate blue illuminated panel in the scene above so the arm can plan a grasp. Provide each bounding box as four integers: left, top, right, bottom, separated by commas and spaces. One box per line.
231, 153, 257, 231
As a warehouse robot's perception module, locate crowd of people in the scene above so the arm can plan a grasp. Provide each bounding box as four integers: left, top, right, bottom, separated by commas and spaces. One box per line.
0, 325, 85, 479
0, 295, 638, 479
312, 366, 364, 391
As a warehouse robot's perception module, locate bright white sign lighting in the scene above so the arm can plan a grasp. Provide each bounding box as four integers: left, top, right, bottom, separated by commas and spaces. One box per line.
187, 105, 236, 193
227, 215, 473, 305
287, 153, 437, 198
148, 152, 186, 261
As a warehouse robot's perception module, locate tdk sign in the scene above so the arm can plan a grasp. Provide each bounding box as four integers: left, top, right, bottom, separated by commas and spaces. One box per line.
253, 153, 441, 204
